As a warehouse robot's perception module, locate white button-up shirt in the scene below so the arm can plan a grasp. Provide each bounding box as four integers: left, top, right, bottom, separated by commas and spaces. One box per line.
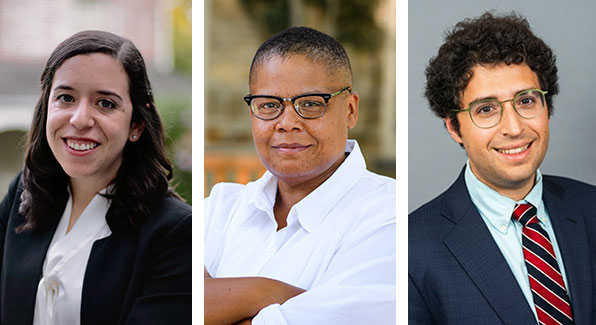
33, 189, 112, 325
205, 140, 396, 325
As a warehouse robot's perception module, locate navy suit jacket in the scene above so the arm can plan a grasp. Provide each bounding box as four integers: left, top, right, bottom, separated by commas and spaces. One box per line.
409, 167, 596, 324
0, 174, 192, 325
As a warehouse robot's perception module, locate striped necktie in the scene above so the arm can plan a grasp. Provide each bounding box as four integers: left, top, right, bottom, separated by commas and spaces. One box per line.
512, 203, 573, 325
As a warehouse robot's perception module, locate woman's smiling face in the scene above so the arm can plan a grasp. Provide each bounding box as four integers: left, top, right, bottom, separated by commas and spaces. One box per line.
46, 53, 143, 187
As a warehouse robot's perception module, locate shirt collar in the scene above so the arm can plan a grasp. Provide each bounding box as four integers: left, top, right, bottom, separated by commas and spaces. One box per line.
294, 140, 367, 232
228, 170, 277, 225
465, 160, 545, 232
242, 139, 367, 232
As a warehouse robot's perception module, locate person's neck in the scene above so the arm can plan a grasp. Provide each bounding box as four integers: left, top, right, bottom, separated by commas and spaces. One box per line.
470, 167, 536, 202
494, 183, 534, 202
67, 177, 111, 233
273, 156, 346, 230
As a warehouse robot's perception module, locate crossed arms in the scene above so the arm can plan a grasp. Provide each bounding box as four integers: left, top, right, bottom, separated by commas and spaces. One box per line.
204, 267, 305, 325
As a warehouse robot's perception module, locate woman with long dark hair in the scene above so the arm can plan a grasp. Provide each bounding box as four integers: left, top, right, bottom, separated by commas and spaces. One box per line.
0, 30, 191, 324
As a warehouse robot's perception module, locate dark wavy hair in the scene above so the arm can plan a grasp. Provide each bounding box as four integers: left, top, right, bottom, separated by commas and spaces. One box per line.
249, 26, 353, 88
18, 30, 178, 232
425, 11, 559, 134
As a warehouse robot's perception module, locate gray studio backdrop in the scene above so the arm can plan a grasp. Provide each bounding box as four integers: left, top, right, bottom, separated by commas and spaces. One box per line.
409, 0, 596, 212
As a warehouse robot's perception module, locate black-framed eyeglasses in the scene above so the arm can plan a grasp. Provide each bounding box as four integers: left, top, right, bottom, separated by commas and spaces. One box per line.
243, 86, 352, 120
451, 88, 548, 129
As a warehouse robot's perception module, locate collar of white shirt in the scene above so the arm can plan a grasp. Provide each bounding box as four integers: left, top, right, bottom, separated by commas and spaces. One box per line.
230, 139, 368, 233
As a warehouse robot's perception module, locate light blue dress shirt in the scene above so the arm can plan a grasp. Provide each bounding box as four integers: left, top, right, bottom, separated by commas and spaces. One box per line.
464, 161, 570, 321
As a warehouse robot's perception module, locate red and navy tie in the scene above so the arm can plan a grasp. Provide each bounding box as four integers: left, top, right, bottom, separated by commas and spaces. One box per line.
512, 203, 573, 325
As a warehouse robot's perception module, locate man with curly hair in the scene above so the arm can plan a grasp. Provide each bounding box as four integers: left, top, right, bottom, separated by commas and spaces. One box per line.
409, 12, 596, 324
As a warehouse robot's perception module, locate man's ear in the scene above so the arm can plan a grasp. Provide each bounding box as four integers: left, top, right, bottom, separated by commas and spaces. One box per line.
444, 117, 463, 144
129, 122, 145, 142
346, 91, 359, 129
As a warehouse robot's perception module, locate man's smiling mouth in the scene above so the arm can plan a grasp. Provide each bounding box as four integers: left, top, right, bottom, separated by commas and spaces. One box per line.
495, 143, 530, 154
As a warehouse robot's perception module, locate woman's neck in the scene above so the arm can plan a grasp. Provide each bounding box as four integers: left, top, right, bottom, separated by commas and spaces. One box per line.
67, 177, 110, 233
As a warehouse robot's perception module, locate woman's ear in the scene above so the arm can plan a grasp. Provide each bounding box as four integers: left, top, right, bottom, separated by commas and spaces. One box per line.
346, 91, 359, 129
129, 122, 145, 142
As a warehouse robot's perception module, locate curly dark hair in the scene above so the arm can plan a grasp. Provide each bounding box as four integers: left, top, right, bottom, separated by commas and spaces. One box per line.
249, 26, 353, 89
18, 30, 179, 232
425, 11, 559, 134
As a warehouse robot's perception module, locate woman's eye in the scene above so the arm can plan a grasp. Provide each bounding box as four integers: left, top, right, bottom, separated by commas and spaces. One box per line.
98, 99, 116, 109
259, 102, 281, 110
57, 94, 74, 103
302, 101, 323, 108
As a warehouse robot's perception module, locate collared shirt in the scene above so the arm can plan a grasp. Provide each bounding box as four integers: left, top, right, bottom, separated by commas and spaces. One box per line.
465, 161, 570, 321
205, 140, 396, 325
33, 188, 112, 325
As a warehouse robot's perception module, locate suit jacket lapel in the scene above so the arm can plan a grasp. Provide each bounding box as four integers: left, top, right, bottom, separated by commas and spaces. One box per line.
81, 208, 137, 325
442, 169, 536, 324
543, 181, 591, 325
1, 204, 60, 325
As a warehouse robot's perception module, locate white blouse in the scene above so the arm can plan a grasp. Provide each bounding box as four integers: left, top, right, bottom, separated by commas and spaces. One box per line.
33, 190, 112, 325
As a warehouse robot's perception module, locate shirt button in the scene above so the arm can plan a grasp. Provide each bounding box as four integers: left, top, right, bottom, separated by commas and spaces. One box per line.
50, 282, 59, 297
499, 224, 507, 232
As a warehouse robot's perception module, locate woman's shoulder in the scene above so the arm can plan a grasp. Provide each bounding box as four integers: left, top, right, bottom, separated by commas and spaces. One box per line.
138, 195, 191, 239
153, 195, 192, 219
5, 172, 23, 197
0, 172, 24, 216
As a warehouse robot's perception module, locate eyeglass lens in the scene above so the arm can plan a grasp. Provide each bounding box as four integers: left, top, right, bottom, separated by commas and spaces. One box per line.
469, 89, 545, 128
250, 95, 327, 119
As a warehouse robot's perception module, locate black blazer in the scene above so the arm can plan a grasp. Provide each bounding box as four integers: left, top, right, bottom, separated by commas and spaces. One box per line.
409, 167, 596, 324
0, 174, 192, 325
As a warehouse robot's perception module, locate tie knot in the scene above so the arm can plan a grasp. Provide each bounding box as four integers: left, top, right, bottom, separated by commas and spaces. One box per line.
512, 203, 538, 226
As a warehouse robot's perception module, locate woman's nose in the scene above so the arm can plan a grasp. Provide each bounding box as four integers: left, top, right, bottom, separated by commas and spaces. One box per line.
69, 101, 95, 130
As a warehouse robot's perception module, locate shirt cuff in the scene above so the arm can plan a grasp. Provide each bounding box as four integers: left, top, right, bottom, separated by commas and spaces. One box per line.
252, 303, 289, 325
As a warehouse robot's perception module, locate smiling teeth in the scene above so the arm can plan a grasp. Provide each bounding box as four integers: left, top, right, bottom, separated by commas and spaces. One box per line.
67, 139, 98, 151
498, 144, 529, 154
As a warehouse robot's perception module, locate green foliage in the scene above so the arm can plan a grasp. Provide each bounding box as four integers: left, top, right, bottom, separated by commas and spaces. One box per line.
240, 0, 290, 36
156, 97, 192, 204
173, 0, 192, 74
335, 0, 383, 52
239, 0, 382, 53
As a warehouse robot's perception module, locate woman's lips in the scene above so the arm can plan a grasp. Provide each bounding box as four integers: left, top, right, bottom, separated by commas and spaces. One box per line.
63, 137, 100, 156
272, 143, 311, 153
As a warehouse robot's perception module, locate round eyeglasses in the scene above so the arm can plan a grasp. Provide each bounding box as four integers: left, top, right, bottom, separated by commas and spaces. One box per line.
243, 86, 352, 120
451, 88, 548, 129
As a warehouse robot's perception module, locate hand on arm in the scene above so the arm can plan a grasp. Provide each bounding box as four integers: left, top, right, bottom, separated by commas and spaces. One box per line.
248, 207, 396, 324
204, 277, 305, 325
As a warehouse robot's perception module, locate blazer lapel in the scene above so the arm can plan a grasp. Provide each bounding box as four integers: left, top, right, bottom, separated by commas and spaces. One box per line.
543, 183, 591, 325
1, 205, 60, 325
81, 208, 137, 325
442, 170, 536, 325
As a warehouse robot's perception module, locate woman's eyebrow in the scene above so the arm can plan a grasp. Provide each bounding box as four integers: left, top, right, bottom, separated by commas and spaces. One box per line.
97, 90, 123, 101
52, 84, 74, 92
